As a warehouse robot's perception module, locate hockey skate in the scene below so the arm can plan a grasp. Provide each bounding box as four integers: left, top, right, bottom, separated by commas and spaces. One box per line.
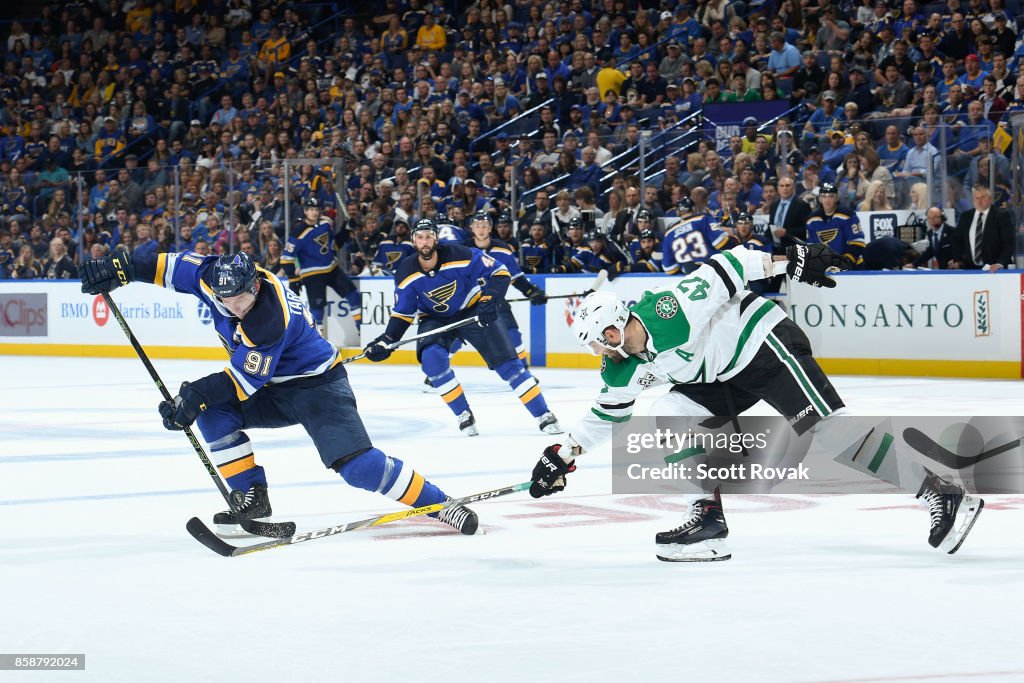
537, 411, 564, 435
916, 472, 984, 554
436, 498, 479, 535
655, 492, 731, 562
213, 484, 274, 538
422, 377, 436, 394
457, 409, 479, 436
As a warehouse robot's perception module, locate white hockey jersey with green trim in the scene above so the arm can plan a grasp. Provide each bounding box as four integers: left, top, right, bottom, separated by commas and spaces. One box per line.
567, 246, 787, 453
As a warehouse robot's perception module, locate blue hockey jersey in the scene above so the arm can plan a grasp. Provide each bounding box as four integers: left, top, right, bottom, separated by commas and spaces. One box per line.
281, 217, 337, 278
388, 243, 510, 328
661, 215, 729, 275
373, 238, 416, 271
805, 206, 865, 267
138, 251, 342, 401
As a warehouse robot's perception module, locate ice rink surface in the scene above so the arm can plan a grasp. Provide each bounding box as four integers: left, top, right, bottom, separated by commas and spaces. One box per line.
2, 357, 1023, 683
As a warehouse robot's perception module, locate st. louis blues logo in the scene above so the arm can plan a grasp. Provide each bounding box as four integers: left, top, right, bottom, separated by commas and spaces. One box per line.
426, 281, 458, 312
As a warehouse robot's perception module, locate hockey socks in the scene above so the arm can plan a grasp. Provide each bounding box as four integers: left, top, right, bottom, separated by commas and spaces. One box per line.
496, 359, 548, 418
422, 345, 471, 416
345, 289, 361, 330
335, 447, 447, 509
507, 326, 528, 366
209, 431, 268, 492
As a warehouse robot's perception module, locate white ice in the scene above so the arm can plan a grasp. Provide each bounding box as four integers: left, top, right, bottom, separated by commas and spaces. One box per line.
2, 357, 1023, 683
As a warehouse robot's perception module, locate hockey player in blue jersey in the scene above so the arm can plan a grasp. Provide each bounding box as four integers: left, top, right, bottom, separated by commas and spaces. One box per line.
464, 211, 548, 364
805, 183, 865, 268
519, 222, 559, 274
435, 212, 469, 243
627, 228, 664, 272
364, 218, 562, 436
281, 196, 361, 334
373, 216, 415, 274
572, 228, 629, 277
733, 212, 771, 253
79, 249, 479, 535
662, 197, 730, 275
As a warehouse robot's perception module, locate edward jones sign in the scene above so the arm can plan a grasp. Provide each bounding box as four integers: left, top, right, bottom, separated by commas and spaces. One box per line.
0, 293, 47, 336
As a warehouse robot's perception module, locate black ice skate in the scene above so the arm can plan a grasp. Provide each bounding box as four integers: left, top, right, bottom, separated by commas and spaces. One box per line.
655, 490, 731, 562
214, 484, 273, 538
916, 471, 984, 554
458, 409, 479, 436
436, 498, 479, 535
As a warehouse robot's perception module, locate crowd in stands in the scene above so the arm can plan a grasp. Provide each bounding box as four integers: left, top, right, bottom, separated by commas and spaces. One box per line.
1, 0, 1022, 281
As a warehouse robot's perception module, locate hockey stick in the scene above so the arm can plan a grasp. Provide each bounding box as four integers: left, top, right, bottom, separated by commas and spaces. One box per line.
342, 315, 481, 364
903, 428, 1021, 470
506, 269, 608, 303
100, 292, 297, 539
185, 481, 532, 557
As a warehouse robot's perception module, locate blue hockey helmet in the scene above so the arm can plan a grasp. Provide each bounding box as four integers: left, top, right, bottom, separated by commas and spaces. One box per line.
210, 252, 258, 298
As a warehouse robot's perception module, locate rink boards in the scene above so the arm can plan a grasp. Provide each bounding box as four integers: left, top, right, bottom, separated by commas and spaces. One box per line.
1, 271, 1022, 378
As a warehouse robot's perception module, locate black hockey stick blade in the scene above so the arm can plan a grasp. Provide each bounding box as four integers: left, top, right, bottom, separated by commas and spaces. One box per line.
186, 481, 531, 558
239, 519, 297, 538
186, 517, 236, 557
903, 428, 1022, 470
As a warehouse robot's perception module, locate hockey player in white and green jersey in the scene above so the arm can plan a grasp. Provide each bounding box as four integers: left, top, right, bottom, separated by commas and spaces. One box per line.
527, 242, 984, 562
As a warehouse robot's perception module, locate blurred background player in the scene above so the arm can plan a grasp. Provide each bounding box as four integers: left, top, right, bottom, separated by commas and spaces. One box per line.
79, 249, 478, 536
364, 218, 562, 436
528, 245, 983, 561
519, 222, 559, 274
662, 197, 730, 275
281, 196, 362, 335
805, 183, 865, 269
436, 211, 469, 243
731, 212, 772, 294
627, 228, 663, 272
572, 227, 629, 278
463, 211, 548, 365
372, 216, 415, 274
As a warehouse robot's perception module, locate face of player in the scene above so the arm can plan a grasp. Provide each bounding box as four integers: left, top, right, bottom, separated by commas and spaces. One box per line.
820, 193, 837, 212
220, 286, 258, 319
413, 229, 437, 259
470, 219, 491, 242
736, 220, 753, 238
304, 207, 319, 222
639, 237, 655, 252
590, 325, 622, 357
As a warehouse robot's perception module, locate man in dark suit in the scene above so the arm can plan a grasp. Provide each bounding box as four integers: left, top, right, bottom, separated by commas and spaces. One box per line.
766, 176, 813, 250
950, 185, 1014, 272
913, 207, 956, 269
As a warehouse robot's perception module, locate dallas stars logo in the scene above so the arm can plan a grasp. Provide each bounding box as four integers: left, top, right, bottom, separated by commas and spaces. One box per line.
655, 295, 678, 319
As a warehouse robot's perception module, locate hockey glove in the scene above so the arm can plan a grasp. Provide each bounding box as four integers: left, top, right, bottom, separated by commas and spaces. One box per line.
364, 334, 394, 362
526, 285, 548, 306
80, 249, 134, 295
530, 444, 576, 498
288, 278, 303, 295
602, 262, 623, 281
158, 382, 207, 431
475, 291, 500, 326
786, 243, 850, 288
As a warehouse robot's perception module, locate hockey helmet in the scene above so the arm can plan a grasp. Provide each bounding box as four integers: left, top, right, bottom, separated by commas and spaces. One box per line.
497, 211, 512, 225
572, 291, 631, 358
819, 182, 838, 196
471, 210, 492, 226
435, 211, 450, 224
585, 228, 606, 242
304, 196, 320, 208
567, 215, 584, 231
676, 197, 694, 214
412, 217, 438, 235
210, 252, 258, 298
638, 228, 658, 241
735, 211, 753, 225
636, 208, 654, 224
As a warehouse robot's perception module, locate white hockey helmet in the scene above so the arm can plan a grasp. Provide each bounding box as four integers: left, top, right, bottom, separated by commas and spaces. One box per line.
572, 290, 631, 358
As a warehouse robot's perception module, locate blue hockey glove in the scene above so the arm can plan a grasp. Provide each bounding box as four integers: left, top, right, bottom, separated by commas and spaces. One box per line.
158, 382, 207, 431
526, 285, 548, 306
364, 334, 394, 362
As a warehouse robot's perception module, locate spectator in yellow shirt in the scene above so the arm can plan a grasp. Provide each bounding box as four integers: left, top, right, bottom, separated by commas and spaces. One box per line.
258, 26, 290, 67
415, 13, 446, 51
